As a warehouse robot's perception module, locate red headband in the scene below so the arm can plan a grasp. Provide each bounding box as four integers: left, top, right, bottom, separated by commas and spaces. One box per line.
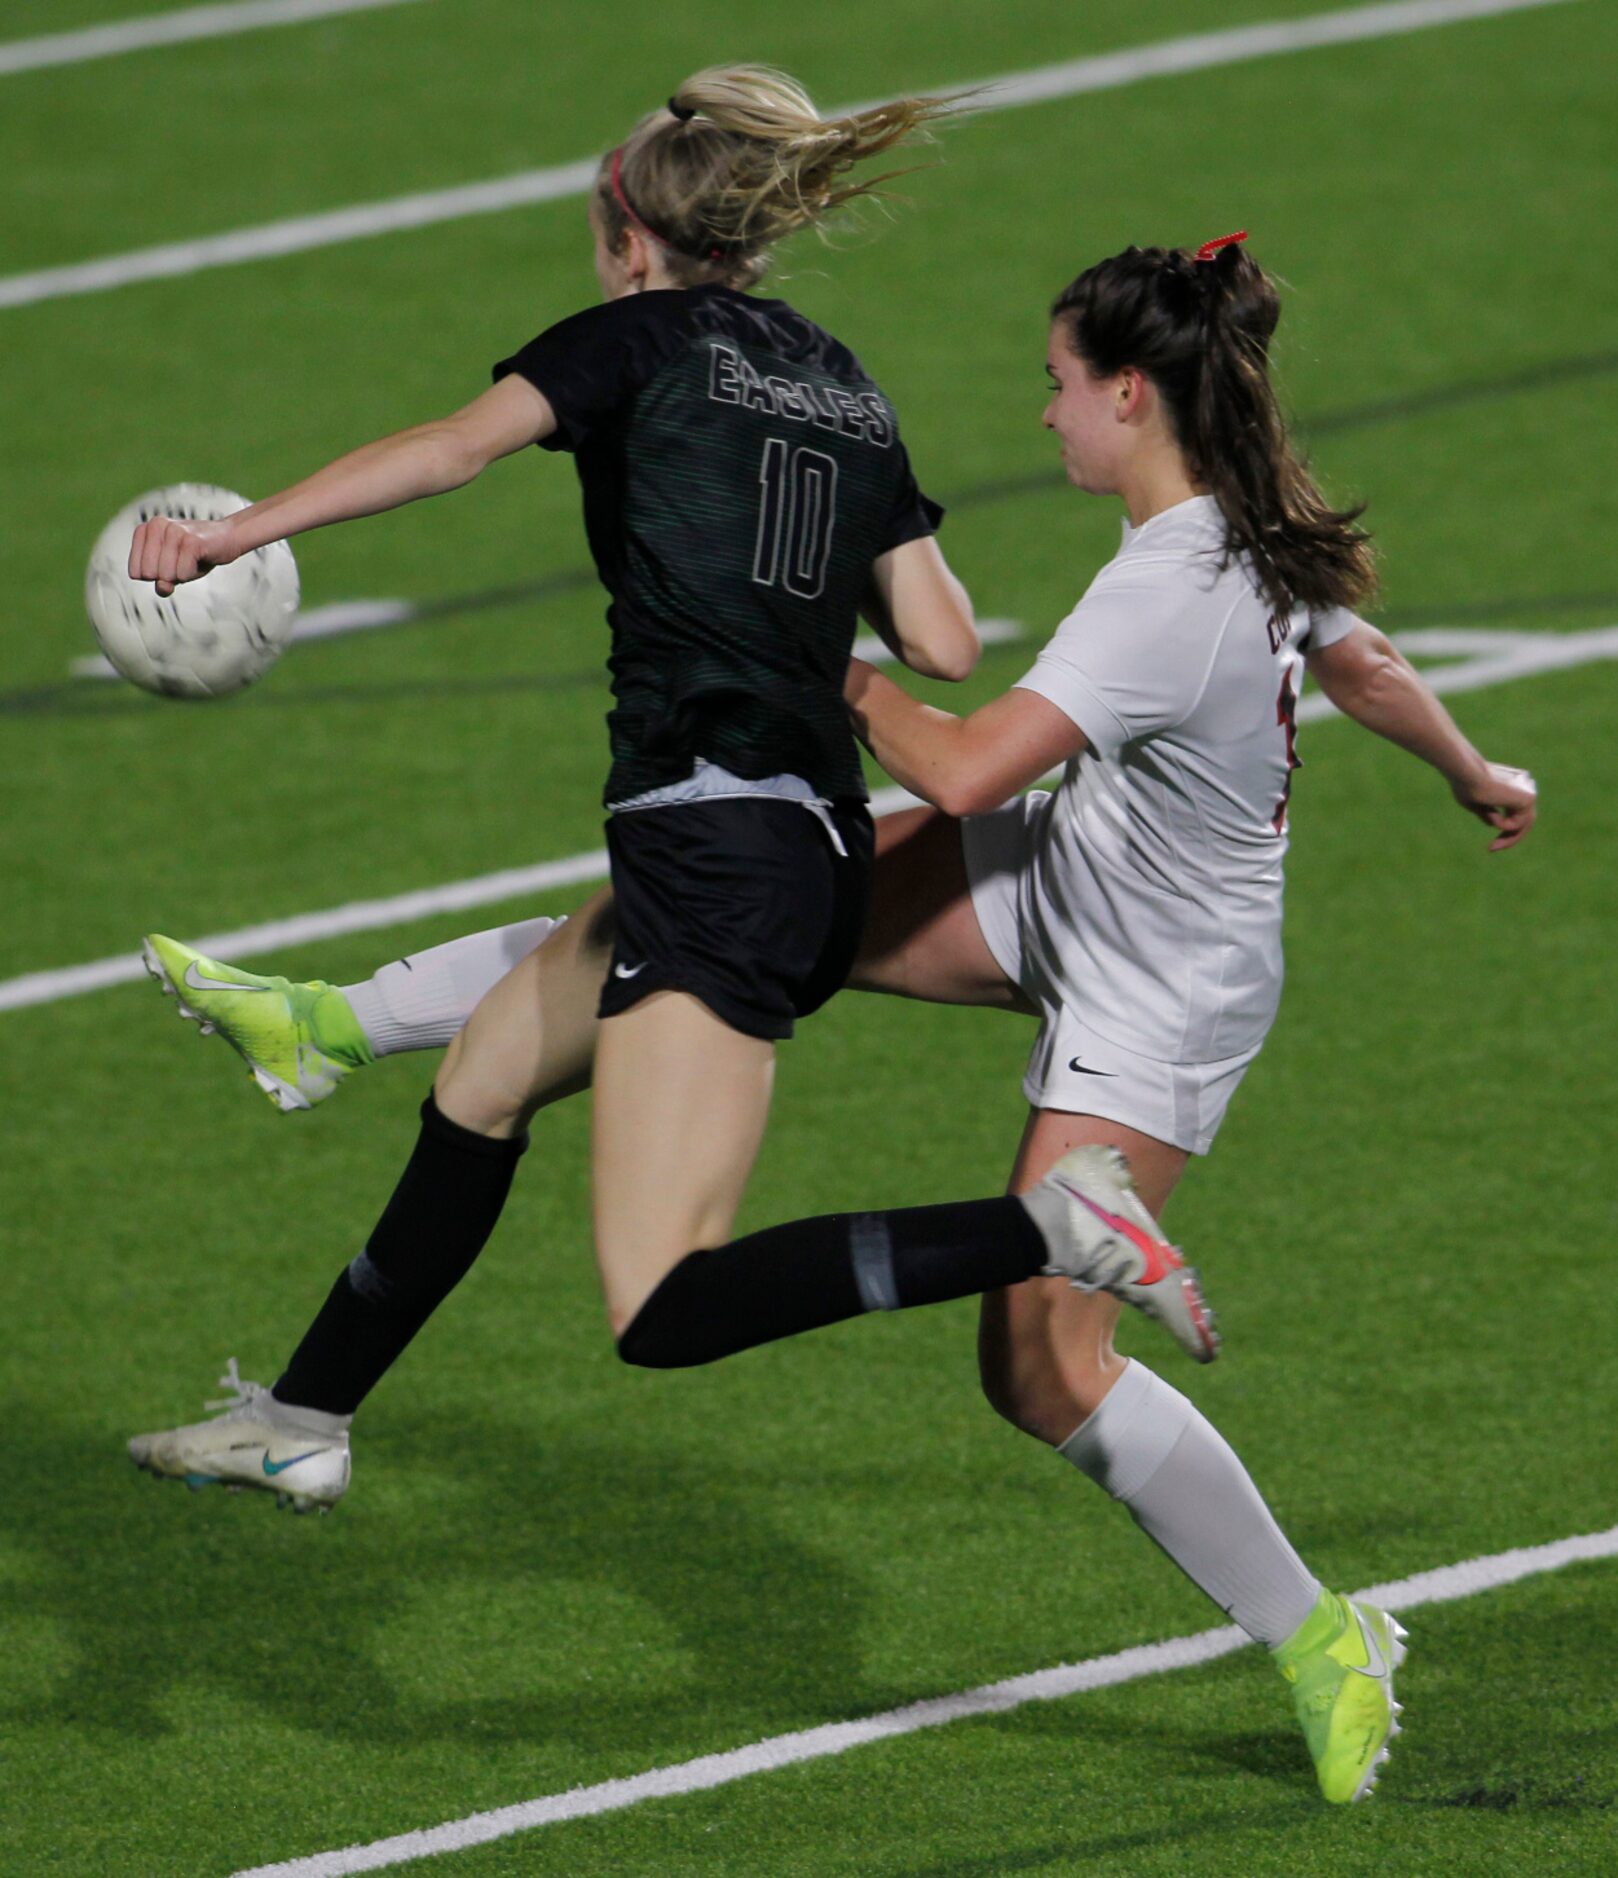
1194, 230, 1248, 262
608, 145, 725, 264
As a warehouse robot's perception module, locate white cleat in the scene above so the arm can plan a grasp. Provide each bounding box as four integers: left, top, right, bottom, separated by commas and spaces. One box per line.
1022, 1145, 1219, 1362
128, 1359, 351, 1513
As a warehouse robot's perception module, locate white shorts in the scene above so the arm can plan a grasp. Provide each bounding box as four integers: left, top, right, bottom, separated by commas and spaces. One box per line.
962, 796, 1263, 1156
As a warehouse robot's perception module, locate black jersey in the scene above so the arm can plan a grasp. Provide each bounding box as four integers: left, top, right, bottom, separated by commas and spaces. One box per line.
493, 285, 941, 805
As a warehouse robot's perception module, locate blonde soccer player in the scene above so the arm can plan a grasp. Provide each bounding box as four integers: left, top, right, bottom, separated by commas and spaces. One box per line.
133, 228, 1534, 1803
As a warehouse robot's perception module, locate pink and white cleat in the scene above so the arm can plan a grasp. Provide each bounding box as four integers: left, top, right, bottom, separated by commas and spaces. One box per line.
1022, 1145, 1219, 1361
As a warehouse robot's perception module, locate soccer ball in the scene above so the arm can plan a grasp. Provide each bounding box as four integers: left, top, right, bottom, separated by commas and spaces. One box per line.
85, 484, 300, 698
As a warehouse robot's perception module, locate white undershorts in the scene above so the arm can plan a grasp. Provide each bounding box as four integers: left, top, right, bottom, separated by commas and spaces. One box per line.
962, 795, 1263, 1156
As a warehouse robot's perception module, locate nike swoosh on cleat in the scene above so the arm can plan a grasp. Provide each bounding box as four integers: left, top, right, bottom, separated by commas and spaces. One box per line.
262, 1448, 331, 1476
184, 960, 268, 994
1348, 1608, 1390, 1680
1065, 1188, 1184, 1286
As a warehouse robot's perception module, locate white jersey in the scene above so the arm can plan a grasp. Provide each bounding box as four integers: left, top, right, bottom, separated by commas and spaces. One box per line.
1005, 494, 1355, 1064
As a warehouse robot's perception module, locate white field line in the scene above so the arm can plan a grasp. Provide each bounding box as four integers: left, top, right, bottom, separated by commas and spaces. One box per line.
231, 1522, 1618, 1878
0, 0, 426, 79
66, 608, 1024, 677
0, 0, 1580, 313
4, 624, 1613, 1019
71, 599, 415, 676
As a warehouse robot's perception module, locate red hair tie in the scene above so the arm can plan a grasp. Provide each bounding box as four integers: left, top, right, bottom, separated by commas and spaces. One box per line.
608, 145, 725, 265
1194, 230, 1248, 262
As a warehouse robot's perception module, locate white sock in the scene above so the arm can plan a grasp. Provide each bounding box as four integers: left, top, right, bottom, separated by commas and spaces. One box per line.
342, 917, 562, 1057
1059, 1359, 1321, 1646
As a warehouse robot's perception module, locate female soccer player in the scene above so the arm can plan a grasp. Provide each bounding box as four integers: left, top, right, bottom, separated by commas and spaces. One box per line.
132, 231, 1536, 1802
135, 67, 1230, 1425
131, 74, 1208, 1475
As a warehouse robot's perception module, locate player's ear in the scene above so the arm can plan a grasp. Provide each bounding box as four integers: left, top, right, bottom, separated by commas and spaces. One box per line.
1115, 367, 1148, 423
622, 226, 655, 291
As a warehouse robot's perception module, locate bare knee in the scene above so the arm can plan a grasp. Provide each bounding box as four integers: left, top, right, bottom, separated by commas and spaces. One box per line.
435, 1046, 531, 1138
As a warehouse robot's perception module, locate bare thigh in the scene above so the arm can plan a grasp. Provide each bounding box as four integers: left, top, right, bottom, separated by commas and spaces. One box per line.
851, 807, 1032, 1009
429, 805, 1040, 1326
979, 1108, 1190, 1447
430, 891, 777, 1333
434, 886, 616, 1137
433, 807, 1022, 1137
590, 990, 775, 1332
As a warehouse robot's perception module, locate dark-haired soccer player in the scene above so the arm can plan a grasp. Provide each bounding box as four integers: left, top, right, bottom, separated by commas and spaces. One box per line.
131, 183, 1536, 1797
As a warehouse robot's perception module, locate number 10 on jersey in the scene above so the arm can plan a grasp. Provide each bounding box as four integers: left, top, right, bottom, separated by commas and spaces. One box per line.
753, 438, 839, 601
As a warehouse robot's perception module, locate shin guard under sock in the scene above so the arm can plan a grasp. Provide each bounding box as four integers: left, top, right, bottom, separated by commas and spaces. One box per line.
1059, 1360, 1322, 1645
618, 1194, 1047, 1368
274, 1094, 527, 1415
343, 916, 560, 1056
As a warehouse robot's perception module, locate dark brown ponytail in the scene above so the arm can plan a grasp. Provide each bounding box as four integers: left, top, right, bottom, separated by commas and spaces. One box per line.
1051, 244, 1375, 620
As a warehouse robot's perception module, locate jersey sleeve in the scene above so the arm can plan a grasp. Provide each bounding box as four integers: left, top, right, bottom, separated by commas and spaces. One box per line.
879, 445, 945, 553
493, 297, 687, 453
1011, 560, 1206, 762
1299, 604, 1360, 650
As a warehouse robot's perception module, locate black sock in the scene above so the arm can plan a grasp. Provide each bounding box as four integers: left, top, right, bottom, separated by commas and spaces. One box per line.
273, 1094, 527, 1415
617, 1195, 1047, 1369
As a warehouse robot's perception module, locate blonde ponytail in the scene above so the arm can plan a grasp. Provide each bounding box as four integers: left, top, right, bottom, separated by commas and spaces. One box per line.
599, 64, 960, 286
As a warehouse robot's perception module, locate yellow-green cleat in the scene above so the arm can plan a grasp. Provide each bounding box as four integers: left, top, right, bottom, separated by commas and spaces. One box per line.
143, 932, 373, 1112
1275, 1589, 1407, 1802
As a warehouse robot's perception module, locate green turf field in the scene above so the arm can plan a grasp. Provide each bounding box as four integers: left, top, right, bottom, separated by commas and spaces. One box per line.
4, 1, 1617, 1873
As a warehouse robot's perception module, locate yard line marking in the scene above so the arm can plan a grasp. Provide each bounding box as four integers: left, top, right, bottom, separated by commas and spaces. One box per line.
230, 1523, 1618, 1877
67, 604, 1022, 676
0, 0, 426, 79
1294, 622, 1618, 724
0, 158, 601, 312
0, 778, 919, 1015
0, 0, 1580, 312
3, 624, 1613, 1018
857, 0, 1579, 114
72, 599, 414, 675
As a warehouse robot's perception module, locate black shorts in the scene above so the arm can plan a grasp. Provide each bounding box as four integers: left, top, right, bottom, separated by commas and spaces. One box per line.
598, 796, 874, 1041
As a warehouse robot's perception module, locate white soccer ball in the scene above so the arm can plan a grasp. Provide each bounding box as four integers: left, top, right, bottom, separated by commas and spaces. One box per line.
85, 484, 300, 698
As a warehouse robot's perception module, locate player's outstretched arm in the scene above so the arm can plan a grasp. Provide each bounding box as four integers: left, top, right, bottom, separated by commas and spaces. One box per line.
860, 537, 980, 682
844, 657, 1084, 817
127, 377, 557, 596
1306, 619, 1537, 850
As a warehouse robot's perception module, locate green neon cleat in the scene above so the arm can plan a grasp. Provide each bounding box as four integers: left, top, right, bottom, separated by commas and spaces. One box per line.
1275, 1590, 1407, 1802
143, 932, 373, 1112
